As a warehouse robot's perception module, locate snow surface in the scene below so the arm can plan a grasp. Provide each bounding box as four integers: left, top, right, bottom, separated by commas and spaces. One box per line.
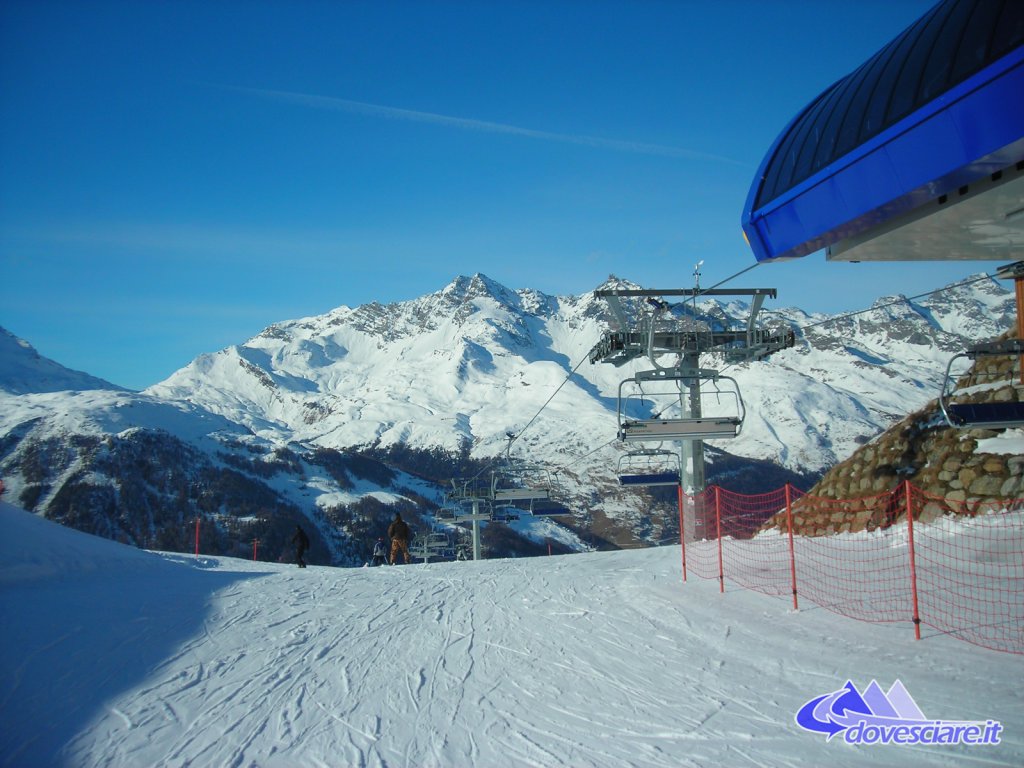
2, 502, 1021, 767
976, 428, 1024, 456
0, 327, 124, 395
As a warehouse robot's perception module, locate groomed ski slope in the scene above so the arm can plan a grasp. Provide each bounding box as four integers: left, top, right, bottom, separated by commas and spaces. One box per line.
1, 502, 1021, 768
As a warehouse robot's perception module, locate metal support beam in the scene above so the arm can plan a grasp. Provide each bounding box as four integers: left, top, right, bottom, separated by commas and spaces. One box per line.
595, 288, 778, 299
471, 499, 482, 561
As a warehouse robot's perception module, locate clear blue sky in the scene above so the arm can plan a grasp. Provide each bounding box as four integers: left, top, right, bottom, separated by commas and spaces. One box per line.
1, 0, 988, 390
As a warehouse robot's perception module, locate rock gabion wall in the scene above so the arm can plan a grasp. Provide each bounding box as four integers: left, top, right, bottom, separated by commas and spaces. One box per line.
761, 334, 1024, 537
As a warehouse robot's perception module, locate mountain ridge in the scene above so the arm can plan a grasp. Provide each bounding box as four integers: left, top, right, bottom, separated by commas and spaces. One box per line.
0, 271, 1015, 563
0, 327, 126, 395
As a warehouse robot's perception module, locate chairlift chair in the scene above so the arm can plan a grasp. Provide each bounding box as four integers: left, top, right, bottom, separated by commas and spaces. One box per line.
425, 532, 451, 550
409, 531, 455, 562
452, 506, 492, 523
617, 371, 745, 442
491, 463, 553, 503
447, 477, 491, 503
407, 535, 430, 560
938, 338, 1024, 429
528, 499, 571, 517
495, 467, 569, 517
617, 448, 681, 486
491, 506, 520, 523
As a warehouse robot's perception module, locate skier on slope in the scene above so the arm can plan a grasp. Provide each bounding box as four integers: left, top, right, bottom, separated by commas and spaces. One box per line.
292, 524, 310, 568
387, 512, 411, 565
371, 537, 388, 567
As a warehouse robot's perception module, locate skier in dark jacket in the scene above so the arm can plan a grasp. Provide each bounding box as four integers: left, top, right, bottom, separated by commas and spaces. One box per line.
387, 512, 411, 565
292, 524, 310, 568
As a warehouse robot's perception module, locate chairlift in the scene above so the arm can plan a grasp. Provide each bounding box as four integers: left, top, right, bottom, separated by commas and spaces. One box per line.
495, 461, 569, 517
618, 370, 745, 442
491, 463, 553, 503
447, 478, 490, 503
528, 500, 571, 517
408, 531, 454, 562
499, 467, 569, 516
617, 448, 681, 487
938, 338, 1024, 429
491, 506, 520, 523
425, 532, 451, 549
451, 505, 492, 522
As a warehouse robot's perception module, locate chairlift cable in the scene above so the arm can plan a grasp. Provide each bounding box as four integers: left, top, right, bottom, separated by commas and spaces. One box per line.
467, 351, 592, 482
690, 263, 993, 339
508, 352, 591, 451
763, 271, 996, 333
696, 261, 762, 297
553, 438, 619, 473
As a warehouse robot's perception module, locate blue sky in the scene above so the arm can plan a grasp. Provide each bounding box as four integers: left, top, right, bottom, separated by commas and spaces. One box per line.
1, 0, 989, 390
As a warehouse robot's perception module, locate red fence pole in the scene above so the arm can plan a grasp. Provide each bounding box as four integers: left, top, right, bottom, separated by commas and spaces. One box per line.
785, 483, 799, 611
715, 486, 724, 593
252, 538, 259, 561
678, 484, 687, 582
904, 481, 922, 640
194, 517, 200, 558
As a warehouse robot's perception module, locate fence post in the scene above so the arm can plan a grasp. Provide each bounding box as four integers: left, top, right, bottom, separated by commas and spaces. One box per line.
252, 538, 260, 561
904, 481, 922, 641
194, 517, 200, 558
715, 486, 724, 593
678, 484, 687, 582
785, 483, 799, 610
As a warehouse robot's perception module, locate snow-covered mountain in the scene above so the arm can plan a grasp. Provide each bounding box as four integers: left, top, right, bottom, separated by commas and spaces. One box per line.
145, 274, 607, 457
0, 273, 1014, 562
146, 271, 1013, 473
0, 326, 124, 395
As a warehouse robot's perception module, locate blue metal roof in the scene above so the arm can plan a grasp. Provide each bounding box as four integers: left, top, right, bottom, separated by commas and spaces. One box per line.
742, 0, 1024, 263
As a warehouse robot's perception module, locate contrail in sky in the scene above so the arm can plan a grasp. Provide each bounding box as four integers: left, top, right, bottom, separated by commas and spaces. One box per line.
230, 86, 746, 166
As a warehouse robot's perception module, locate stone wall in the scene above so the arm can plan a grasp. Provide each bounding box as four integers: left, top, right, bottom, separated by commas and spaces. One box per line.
760, 333, 1024, 536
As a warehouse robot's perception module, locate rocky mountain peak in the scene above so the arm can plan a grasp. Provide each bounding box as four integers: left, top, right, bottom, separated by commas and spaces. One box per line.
442, 273, 515, 306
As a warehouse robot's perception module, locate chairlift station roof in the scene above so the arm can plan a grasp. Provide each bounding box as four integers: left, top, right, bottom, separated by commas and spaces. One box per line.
742, 0, 1024, 264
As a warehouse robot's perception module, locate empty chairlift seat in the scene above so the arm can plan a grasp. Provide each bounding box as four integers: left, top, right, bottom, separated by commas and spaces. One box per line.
529, 501, 571, 517
939, 338, 1024, 429
618, 417, 742, 442
618, 371, 746, 443
617, 448, 681, 486
491, 464, 553, 503
491, 507, 520, 523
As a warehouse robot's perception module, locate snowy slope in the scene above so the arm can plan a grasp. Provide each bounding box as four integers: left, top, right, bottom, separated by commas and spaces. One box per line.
1, 501, 1021, 767
0, 326, 124, 395
0, 388, 246, 444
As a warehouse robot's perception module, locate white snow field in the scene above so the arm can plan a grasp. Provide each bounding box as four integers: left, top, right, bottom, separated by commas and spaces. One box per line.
1, 501, 1021, 768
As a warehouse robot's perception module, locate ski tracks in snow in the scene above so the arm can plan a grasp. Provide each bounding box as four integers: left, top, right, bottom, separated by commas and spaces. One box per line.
51, 551, 1024, 768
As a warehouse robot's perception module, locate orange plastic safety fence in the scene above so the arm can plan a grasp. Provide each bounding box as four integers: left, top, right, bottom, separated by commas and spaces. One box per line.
909, 488, 1024, 654
681, 483, 1024, 655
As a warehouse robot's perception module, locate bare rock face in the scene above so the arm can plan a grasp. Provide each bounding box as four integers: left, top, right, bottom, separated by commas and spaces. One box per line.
761, 332, 1024, 536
